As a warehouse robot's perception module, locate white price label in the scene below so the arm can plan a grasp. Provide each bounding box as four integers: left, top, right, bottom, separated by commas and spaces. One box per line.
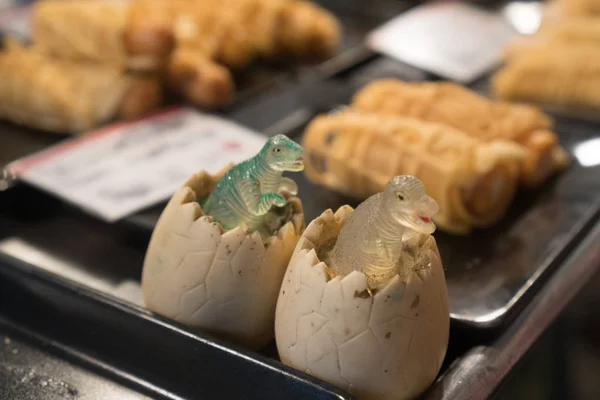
9, 107, 268, 222
367, 1, 518, 83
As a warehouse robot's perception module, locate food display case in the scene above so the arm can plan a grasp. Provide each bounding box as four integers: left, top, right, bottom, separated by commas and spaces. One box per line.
1, 0, 599, 399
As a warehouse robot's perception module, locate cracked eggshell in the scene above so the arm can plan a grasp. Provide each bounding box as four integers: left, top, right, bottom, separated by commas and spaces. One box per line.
142, 165, 305, 350
275, 206, 449, 400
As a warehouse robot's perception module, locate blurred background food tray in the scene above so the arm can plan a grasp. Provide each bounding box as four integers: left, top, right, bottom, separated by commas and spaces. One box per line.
0, 0, 412, 170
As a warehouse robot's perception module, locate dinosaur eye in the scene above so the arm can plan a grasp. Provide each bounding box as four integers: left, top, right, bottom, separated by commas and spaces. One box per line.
273, 147, 282, 153
397, 193, 405, 201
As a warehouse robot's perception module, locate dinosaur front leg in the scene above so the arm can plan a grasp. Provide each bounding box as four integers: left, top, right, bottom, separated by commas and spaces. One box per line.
278, 177, 298, 196
247, 192, 287, 216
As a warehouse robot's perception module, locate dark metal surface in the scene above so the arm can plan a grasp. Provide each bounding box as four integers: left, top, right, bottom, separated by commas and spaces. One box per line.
0, 252, 354, 400
493, 245, 600, 400
0, 319, 152, 400
424, 219, 600, 400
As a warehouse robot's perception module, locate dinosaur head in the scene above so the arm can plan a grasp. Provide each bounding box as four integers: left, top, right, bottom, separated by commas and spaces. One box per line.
261, 134, 305, 172
382, 175, 439, 235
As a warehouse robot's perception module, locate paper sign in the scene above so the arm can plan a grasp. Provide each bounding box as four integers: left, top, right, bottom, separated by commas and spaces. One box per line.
367, 1, 518, 83
9, 108, 268, 222
0, 4, 31, 38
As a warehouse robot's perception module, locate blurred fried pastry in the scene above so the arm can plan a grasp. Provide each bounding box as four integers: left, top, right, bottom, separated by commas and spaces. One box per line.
261, 0, 341, 59
130, 0, 341, 65
32, 0, 175, 71
303, 111, 523, 234
505, 16, 600, 60
0, 39, 161, 133
541, 16, 600, 43
30, 0, 341, 111
165, 47, 235, 109
117, 74, 163, 121
129, 0, 256, 69
206, 0, 341, 60
352, 79, 565, 187
493, 45, 600, 112
555, 0, 600, 16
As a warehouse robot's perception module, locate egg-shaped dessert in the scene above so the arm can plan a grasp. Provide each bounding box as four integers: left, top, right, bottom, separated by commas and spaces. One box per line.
142, 135, 305, 350
275, 176, 449, 400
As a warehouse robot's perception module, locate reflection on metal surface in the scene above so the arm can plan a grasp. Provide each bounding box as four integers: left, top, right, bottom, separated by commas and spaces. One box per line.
426, 221, 600, 400
445, 199, 569, 324
428, 348, 491, 397
0, 238, 143, 306
574, 138, 600, 167
503, 1, 542, 35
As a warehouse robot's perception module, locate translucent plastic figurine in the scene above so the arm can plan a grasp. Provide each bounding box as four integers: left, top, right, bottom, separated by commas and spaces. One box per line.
329, 175, 439, 288
202, 134, 304, 234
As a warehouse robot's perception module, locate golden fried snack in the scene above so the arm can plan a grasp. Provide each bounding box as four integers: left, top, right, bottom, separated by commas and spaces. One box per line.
502, 37, 550, 62
255, 0, 341, 59
555, 0, 600, 16
129, 0, 256, 69
131, 0, 340, 65
303, 111, 523, 234
541, 16, 600, 43
492, 44, 600, 110
165, 47, 235, 109
195, 0, 341, 59
31, 0, 175, 71
352, 79, 565, 187
0, 40, 161, 134
505, 16, 600, 60
117, 74, 163, 121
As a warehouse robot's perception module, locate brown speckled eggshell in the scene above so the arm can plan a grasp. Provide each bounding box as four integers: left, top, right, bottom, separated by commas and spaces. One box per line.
275, 206, 449, 400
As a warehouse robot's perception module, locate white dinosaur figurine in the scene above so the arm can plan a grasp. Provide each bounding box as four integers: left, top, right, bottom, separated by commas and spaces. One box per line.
329, 175, 439, 288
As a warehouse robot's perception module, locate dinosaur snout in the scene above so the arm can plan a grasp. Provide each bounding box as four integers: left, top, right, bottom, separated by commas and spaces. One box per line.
424, 196, 440, 215
293, 146, 305, 167
416, 196, 439, 222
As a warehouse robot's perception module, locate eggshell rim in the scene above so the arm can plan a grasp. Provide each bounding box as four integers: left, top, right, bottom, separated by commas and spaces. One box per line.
174, 164, 305, 248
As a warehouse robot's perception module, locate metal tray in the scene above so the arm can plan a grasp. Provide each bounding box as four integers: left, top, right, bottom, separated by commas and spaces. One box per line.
0, 317, 155, 400
0, 175, 463, 400
0, 2, 598, 397
299, 59, 600, 329
0, 251, 352, 400
129, 56, 600, 331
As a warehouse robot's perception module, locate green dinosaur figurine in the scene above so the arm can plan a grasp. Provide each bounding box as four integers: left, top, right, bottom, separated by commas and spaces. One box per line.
202, 134, 304, 235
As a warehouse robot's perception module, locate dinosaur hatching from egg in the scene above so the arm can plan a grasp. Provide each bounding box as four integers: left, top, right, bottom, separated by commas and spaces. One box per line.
275, 175, 449, 400
142, 135, 306, 350
329, 175, 439, 289
202, 134, 304, 236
